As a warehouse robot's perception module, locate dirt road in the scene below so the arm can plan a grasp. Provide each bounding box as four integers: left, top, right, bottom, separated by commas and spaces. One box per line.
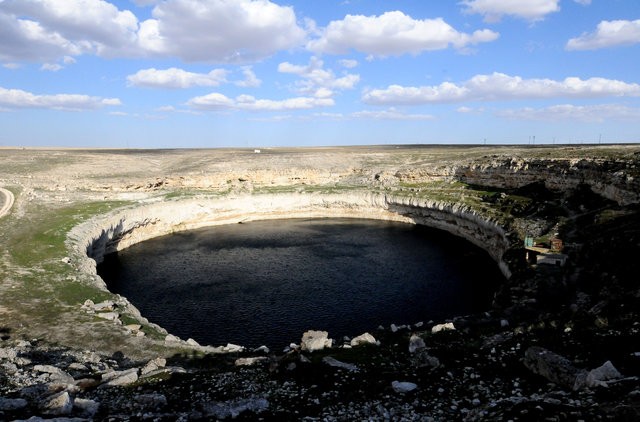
0, 187, 14, 218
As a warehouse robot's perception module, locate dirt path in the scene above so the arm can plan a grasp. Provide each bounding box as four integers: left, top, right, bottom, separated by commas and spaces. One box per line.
0, 187, 14, 218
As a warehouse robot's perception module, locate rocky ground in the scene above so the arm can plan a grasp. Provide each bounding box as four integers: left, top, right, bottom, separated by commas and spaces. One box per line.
1, 145, 639, 420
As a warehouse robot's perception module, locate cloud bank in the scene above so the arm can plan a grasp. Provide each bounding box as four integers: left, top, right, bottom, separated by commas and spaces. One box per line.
362, 73, 640, 105
0, 86, 121, 111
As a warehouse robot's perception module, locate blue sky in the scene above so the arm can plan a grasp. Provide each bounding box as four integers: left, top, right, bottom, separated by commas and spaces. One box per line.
1, 0, 639, 148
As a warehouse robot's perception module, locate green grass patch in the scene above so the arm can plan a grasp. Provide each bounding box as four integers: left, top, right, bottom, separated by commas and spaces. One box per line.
7, 200, 129, 267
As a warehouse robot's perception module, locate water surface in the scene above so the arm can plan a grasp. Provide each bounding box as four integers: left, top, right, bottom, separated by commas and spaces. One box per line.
98, 218, 502, 349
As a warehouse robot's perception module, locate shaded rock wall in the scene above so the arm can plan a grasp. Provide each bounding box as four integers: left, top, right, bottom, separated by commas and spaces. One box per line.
456, 157, 640, 206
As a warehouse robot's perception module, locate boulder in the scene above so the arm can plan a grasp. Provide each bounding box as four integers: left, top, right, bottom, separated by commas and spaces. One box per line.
141, 357, 167, 375
523, 346, 587, 391
586, 360, 623, 388
222, 343, 244, 353
235, 357, 268, 367
95, 312, 119, 322
101, 368, 139, 387
350, 332, 377, 347
322, 356, 358, 372
431, 322, 456, 333
410, 350, 440, 369
74, 398, 99, 418
34, 364, 75, 384
40, 391, 73, 415
392, 381, 418, 393
0, 397, 28, 411
165, 334, 181, 343
408, 334, 426, 353
301, 330, 332, 352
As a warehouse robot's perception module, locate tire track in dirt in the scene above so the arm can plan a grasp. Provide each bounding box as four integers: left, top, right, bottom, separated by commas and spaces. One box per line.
0, 187, 14, 218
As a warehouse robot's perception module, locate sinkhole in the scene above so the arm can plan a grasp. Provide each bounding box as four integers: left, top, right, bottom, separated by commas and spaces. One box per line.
97, 218, 504, 349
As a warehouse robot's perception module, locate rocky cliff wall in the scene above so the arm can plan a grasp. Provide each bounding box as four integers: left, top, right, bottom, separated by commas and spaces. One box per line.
456, 157, 640, 205
67, 192, 512, 292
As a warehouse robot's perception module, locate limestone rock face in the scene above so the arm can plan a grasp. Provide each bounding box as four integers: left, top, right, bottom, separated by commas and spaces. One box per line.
301, 330, 332, 352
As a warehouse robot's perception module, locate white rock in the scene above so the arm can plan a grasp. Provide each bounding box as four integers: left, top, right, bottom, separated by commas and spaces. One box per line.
392, 381, 418, 393
500, 319, 510, 327
102, 368, 139, 387
390, 324, 399, 333
350, 332, 377, 347
93, 300, 116, 311
409, 334, 426, 353
223, 343, 244, 353
165, 334, 181, 343
41, 391, 73, 415
301, 330, 332, 352
0, 347, 18, 360
141, 357, 167, 375
432, 322, 456, 333
186, 338, 200, 347
34, 364, 75, 384
235, 357, 268, 367
253, 345, 270, 354
96, 312, 119, 321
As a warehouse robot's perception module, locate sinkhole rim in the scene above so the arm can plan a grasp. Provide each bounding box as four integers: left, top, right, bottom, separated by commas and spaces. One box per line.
70, 193, 513, 351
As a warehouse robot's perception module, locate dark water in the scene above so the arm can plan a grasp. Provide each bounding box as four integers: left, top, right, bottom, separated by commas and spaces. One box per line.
98, 218, 503, 349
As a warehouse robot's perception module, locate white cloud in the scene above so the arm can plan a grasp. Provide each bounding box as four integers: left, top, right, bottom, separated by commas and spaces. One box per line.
40, 63, 63, 72
362, 73, 640, 105
127, 67, 228, 89
497, 104, 640, 122
352, 108, 435, 121
187, 92, 334, 111
40, 55, 77, 72
566, 19, 640, 50
0, 0, 306, 64
573, 0, 591, 5
456, 106, 475, 113
339, 59, 358, 69
138, 0, 307, 62
0, 0, 139, 61
235, 67, 262, 88
278, 57, 359, 98
0, 86, 121, 111
307, 11, 498, 57
2, 63, 21, 69
460, 0, 560, 22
